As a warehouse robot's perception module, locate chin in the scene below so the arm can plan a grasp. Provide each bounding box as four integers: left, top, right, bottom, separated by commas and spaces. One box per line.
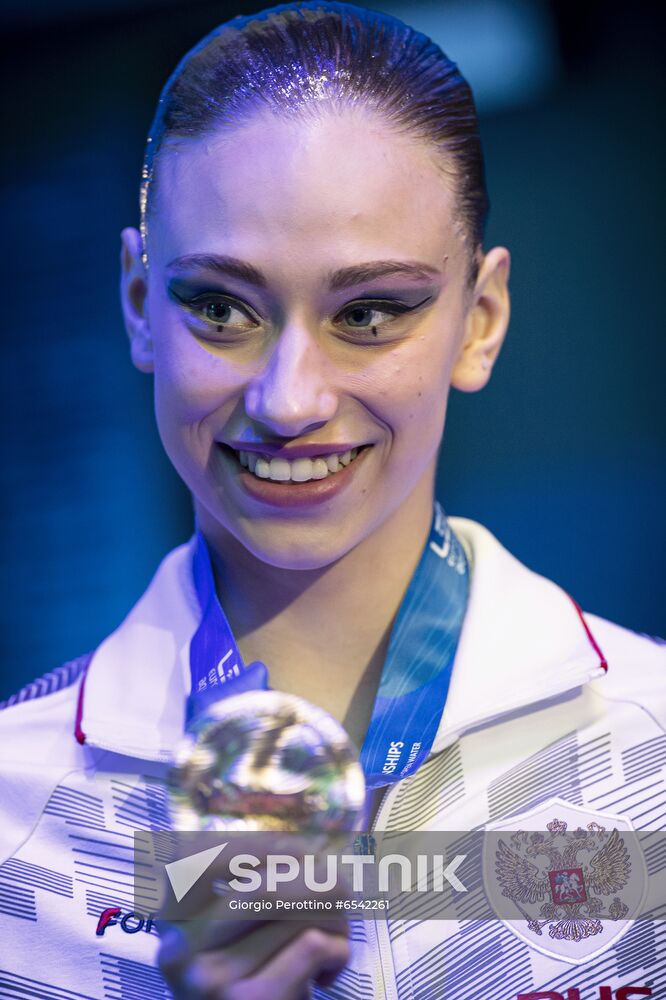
235, 520, 361, 571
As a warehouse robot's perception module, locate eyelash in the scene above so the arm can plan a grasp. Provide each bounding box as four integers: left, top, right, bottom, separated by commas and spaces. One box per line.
170, 289, 259, 331
335, 300, 422, 337
169, 288, 430, 341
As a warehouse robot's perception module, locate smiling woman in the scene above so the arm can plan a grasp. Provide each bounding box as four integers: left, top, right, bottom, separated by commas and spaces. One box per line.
122, 103, 508, 577
0, 3, 664, 1000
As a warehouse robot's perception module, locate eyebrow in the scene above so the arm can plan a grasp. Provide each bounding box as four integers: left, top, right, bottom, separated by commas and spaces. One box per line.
166, 254, 442, 291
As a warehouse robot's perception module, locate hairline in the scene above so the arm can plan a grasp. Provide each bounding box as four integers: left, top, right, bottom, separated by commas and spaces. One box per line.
141, 104, 482, 286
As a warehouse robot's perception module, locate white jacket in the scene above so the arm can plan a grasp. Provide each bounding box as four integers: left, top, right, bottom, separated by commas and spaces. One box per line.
0, 518, 664, 1000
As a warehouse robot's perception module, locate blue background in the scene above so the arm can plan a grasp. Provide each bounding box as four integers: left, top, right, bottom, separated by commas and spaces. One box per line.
1, 0, 664, 699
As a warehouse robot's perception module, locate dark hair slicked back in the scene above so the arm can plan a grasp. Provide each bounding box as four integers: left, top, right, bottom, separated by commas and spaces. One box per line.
141, 1, 489, 266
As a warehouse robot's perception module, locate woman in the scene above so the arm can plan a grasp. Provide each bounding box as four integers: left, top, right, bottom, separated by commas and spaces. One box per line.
0, 3, 663, 999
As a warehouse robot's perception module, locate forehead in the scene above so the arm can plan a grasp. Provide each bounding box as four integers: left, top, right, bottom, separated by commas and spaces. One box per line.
149, 109, 463, 276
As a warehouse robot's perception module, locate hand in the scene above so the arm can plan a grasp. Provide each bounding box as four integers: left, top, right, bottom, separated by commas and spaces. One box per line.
158, 917, 350, 1000
156, 835, 352, 999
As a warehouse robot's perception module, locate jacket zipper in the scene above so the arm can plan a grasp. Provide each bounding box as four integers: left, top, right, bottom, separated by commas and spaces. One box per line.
365, 784, 401, 1000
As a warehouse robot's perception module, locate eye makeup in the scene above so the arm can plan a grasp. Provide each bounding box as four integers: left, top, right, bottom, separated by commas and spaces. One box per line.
166, 276, 438, 343
334, 294, 434, 339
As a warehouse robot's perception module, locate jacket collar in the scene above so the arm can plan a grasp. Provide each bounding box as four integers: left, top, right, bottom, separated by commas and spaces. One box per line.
76, 518, 606, 761
432, 518, 606, 751
76, 540, 200, 761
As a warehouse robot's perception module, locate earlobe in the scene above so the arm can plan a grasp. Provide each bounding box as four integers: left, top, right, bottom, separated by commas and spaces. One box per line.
119, 226, 154, 374
451, 246, 511, 393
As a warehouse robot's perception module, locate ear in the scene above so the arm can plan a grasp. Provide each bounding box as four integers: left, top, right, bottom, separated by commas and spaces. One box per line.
119, 227, 154, 373
451, 246, 511, 392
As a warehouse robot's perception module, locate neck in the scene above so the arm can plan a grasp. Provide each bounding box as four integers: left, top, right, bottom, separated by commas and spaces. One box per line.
196, 476, 435, 738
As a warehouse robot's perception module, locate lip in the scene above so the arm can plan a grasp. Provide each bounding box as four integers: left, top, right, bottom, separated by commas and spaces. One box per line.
222, 441, 366, 460
217, 443, 372, 508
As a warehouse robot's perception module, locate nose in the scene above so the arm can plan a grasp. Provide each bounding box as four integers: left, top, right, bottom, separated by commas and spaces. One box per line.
244, 322, 338, 438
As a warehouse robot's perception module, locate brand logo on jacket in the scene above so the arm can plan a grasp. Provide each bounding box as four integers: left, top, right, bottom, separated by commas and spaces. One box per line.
95, 906, 156, 936
483, 799, 647, 964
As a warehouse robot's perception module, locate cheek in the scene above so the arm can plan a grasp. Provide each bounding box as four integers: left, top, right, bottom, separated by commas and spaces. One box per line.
150, 326, 243, 455
356, 335, 454, 442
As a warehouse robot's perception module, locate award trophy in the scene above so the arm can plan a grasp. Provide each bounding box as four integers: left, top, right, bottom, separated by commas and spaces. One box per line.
169, 689, 366, 834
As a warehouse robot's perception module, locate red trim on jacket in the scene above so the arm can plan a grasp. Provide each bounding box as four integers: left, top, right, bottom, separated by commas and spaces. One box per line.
74, 667, 88, 745
569, 596, 608, 672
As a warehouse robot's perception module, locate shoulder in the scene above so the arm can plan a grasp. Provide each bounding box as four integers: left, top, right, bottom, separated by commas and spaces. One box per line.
0, 652, 90, 712
0, 654, 96, 861
0, 653, 90, 765
585, 612, 666, 730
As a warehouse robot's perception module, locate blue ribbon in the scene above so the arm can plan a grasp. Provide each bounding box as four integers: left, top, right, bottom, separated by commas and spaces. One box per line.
187, 501, 468, 788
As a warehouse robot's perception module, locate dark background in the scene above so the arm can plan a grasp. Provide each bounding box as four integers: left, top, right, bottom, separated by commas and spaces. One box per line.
1, 0, 664, 700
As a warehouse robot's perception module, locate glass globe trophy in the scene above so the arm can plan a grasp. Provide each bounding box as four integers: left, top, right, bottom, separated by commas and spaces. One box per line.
169, 689, 366, 834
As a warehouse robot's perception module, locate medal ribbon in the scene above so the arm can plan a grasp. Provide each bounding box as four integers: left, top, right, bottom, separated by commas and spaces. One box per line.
187, 500, 468, 788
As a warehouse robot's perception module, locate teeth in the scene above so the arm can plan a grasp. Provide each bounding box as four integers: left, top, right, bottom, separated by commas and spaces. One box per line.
291, 458, 314, 482
311, 458, 329, 480
236, 446, 365, 483
268, 458, 291, 482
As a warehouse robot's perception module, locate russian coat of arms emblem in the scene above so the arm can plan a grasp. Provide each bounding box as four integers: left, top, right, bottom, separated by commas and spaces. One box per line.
482, 799, 648, 963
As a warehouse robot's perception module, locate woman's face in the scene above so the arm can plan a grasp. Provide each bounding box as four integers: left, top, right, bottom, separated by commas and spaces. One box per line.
121, 108, 509, 569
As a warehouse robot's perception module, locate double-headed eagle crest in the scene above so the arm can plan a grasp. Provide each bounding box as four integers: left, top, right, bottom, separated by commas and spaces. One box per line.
495, 817, 631, 942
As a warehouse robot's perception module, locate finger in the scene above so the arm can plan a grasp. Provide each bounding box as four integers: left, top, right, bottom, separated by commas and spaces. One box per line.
180, 927, 350, 1000
219, 918, 348, 982
241, 927, 350, 999
158, 917, 348, 989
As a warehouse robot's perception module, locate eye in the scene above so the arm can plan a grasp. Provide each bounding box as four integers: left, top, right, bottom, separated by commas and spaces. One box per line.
189, 295, 258, 330
204, 301, 235, 324
335, 299, 424, 340
345, 305, 384, 328
169, 286, 260, 335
